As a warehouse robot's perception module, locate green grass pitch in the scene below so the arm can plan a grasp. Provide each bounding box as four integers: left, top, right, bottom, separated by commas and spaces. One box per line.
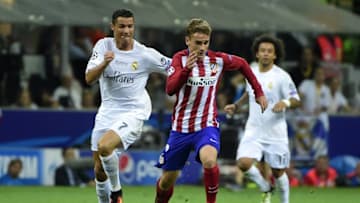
0, 185, 359, 203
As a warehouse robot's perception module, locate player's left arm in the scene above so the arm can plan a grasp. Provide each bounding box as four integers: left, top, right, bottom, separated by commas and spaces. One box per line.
145, 48, 171, 74
272, 73, 301, 113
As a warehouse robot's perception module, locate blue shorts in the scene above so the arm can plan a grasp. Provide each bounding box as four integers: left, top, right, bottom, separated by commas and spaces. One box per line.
155, 127, 220, 171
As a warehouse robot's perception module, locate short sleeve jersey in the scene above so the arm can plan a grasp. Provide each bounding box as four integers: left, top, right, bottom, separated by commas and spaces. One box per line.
86, 38, 171, 121
245, 64, 300, 143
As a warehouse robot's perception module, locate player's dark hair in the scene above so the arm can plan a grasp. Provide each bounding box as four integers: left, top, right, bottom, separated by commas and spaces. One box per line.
251, 34, 285, 65
112, 9, 134, 24
8, 158, 22, 169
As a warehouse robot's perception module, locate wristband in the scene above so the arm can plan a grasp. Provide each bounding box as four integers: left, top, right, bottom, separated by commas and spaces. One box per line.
282, 99, 291, 107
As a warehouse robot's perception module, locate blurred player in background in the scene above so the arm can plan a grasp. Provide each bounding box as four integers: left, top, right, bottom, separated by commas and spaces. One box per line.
154, 18, 267, 203
225, 34, 301, 203
85, 9, 170, 203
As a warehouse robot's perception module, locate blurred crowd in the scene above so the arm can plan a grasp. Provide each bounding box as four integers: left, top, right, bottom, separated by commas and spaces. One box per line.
1, 24, 360, 114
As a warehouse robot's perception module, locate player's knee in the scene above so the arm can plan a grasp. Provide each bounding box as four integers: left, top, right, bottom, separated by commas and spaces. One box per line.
160, 173, 178, 189
97, 141, 113, 156
272, 168, 285, 178
202, 159, 217, 168
237, 159, 252, 172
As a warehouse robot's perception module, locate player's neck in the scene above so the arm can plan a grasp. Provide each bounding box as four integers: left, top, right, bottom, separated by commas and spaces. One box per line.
259, 63, 273, 72
116, 39, 134, 51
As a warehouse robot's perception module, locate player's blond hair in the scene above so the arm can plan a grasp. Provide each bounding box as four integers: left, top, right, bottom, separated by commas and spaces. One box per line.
186, 18, 212, 37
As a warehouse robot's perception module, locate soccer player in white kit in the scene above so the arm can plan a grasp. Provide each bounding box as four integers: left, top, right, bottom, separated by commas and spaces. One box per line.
224, 34, 301, 203
85, 9, 170, 203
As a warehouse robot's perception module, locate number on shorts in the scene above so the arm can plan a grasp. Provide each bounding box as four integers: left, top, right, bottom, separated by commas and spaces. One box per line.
118, 122, 128, 130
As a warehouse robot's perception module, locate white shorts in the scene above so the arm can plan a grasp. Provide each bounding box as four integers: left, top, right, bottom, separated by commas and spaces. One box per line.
236, 135, 290, 169
91, 114, 144, 151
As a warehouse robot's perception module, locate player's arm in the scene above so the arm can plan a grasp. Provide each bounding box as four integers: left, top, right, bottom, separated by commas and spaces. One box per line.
221, 53, 267, 112
145, 47, 171, 74
85, 39, 113, 85
166, 52, 196, 96
224, 92, 249, 115
272, 74, 301, 113
85, 55, 113, 85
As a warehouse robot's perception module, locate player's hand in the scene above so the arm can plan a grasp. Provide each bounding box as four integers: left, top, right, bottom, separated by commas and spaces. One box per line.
224, 104, 237, 115
272, 101, 287, 113
185, 51, 198, 70
256, 95, 268, 113
103, 51, 114, 65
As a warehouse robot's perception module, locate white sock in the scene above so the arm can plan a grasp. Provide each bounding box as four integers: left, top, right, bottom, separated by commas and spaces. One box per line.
276, 173, 290, 203
100, 151, 121, 192
245, 165, 271, 192
95, 179, 110, 203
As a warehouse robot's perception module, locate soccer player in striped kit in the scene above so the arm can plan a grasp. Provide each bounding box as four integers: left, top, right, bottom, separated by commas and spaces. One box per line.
155, 18, 267, 203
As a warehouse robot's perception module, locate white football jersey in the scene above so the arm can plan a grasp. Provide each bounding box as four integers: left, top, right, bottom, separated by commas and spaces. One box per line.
245, 64, 300, 143
86, 38, 171, 122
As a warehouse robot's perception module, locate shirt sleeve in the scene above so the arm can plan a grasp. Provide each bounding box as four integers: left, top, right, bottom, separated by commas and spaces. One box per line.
221, 52, 264, 98
86, 39, 105, 73
281, 73, 300, 101
144, 47, 171, 74
166, 53, 191, 96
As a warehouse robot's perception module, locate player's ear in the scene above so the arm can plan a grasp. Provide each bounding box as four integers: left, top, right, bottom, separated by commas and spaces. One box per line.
185, 36, 190, 46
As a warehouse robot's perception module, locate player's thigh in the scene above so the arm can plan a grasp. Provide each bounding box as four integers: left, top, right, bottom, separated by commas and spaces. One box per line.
109, 114, 144, 150
236, 135, 263, 161
263, 142, 290, 169
91, 127, 107, 151
195, 127, 220, 165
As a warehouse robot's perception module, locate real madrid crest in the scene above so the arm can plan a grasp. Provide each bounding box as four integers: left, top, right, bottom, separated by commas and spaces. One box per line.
210, 62, 218, 74
131, 61, 138, 70
267, 82, 273, 89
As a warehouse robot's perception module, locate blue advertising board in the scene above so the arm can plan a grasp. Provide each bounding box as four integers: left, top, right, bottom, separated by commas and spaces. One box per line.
0, 148, 43, 185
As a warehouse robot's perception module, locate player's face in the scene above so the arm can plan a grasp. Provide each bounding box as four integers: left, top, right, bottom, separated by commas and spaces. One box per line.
185, 32, 210, 60
256, 42, 276, 67
111, 17, 134, 50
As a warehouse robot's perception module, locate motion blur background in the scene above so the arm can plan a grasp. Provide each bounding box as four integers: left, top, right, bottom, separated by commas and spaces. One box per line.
0, 0, 360, 188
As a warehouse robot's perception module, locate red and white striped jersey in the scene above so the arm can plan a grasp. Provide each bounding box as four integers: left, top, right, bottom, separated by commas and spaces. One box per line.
166, 49, 263, 133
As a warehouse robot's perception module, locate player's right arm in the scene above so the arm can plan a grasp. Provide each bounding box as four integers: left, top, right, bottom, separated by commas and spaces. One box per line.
224, 92, 249, 115
85, 39, 114, 85
166, 51, 196, 96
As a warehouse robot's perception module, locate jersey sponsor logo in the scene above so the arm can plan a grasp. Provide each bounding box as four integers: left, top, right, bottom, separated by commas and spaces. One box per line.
167, 66, 175, 76
187, 76, 216, 86
103, 72, 135, 84
131, 61, 138, 70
